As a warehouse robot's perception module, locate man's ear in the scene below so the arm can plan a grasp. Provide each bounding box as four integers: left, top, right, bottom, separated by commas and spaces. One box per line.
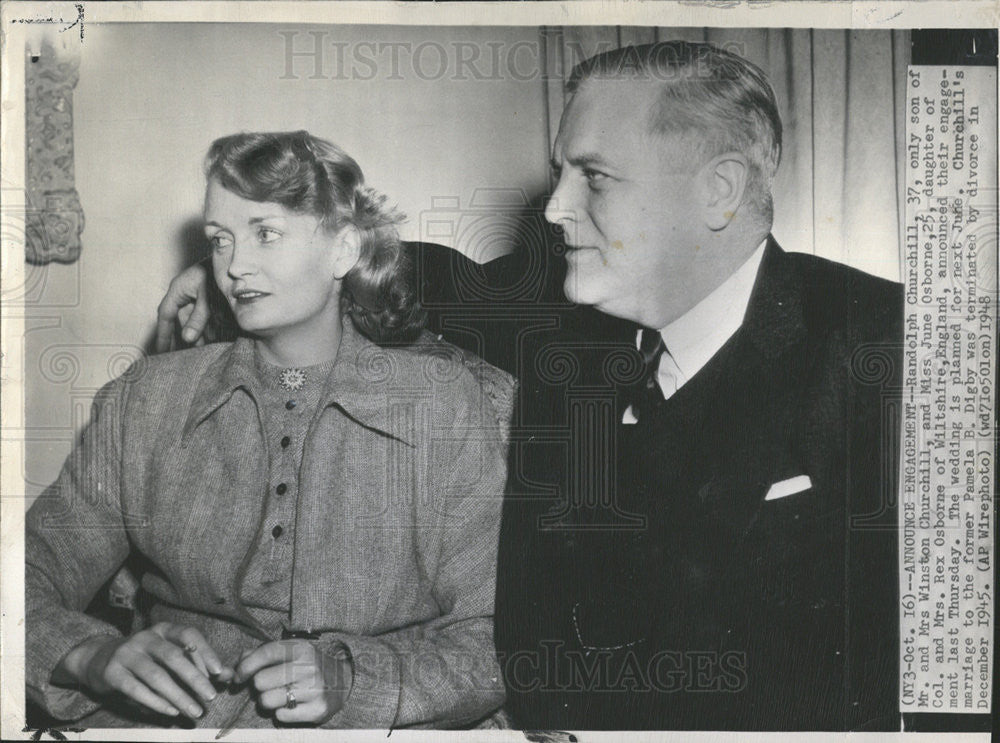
331, 224, 362, 279
702, 153, 750, 231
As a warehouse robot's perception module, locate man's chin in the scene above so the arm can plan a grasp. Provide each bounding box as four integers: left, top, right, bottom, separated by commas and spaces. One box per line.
562, 262, 604, 306
561, 274, 587, 305
561, 277, 650, 325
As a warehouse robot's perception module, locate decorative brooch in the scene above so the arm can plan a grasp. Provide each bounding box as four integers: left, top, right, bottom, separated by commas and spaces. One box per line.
278, 368, 307, 391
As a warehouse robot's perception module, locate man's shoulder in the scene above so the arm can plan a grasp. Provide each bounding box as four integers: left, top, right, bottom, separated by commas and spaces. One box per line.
782, 250, 903, 341
783, 249, 902, 303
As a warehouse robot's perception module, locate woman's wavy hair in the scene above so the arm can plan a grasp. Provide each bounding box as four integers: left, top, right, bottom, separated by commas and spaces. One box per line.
205, 130, 425, 344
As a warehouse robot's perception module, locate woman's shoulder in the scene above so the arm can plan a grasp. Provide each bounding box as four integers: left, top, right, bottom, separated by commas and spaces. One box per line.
380, 332, 516, 433
81, 344, 237, 434
121, 342, 233, 384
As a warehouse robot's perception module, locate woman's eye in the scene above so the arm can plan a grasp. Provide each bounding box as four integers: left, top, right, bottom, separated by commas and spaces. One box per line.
208, 233, 232, 250
257, 227, 282, 244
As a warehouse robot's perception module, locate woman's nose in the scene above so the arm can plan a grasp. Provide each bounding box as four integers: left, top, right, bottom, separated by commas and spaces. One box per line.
226, 242, 257, 279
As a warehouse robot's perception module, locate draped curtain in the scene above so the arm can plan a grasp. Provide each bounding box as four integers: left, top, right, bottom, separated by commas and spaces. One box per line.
542, 27, 911, 282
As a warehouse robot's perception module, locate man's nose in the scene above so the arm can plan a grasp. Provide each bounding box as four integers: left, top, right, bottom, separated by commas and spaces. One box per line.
544, 175, 577, 227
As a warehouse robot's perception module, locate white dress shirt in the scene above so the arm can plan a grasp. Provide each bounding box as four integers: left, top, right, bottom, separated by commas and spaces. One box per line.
623, 240, 767, 423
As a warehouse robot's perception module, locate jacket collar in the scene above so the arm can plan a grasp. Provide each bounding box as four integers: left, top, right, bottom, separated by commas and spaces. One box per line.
740, 235, 808, 361
621, 236, 806, 376
182, 320, 414, 444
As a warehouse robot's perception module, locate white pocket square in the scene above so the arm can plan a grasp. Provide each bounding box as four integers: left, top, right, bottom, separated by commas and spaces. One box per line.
764, 475, 812, 501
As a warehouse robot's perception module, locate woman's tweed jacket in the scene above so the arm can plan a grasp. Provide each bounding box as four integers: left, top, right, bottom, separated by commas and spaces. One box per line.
26, 321, 514, 729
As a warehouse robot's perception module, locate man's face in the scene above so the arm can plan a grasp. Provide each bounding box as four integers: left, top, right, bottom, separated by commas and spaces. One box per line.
544, 78, 706, 329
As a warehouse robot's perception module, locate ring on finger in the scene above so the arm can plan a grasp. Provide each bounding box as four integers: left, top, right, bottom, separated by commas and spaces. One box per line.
284, 685, 298, 710
183, 643, 198, 654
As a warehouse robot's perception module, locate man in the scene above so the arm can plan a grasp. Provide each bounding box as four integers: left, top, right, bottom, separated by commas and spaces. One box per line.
493, 42, 902, 731
156, 42, 902, 731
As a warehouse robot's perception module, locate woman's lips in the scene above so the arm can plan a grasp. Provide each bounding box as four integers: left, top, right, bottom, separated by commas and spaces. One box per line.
233, 289, 270, 304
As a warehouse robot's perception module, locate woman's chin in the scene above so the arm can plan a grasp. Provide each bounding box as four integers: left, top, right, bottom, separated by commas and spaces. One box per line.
238, 324, 276, 338
231, 312, 275, 336
231, 308, 274, 335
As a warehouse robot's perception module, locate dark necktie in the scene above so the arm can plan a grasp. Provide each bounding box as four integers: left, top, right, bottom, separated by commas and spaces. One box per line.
629, 328, 667, 422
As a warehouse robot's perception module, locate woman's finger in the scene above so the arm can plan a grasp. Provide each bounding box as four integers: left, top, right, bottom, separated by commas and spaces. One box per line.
154, 299, 182, 354
154, 262, 210, 352
257, 682, 306, 712
101, 660, 181, 718
177, 303, 195, 331
126, 652, 205, 719
164, 628, 207, 678
185, 644, 210, 678
116, 676, 183, 718
165, 625, 230, 679
146, 639, 217, 705
148, 624, 212, 683
234, 641, 299, 684
251, 658, 316, 695
182, 288, 211, 344
275, 698, 327, 724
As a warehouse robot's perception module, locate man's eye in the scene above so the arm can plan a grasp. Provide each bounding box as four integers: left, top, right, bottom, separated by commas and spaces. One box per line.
583, 169, 608, 185
257, 227, 282, 244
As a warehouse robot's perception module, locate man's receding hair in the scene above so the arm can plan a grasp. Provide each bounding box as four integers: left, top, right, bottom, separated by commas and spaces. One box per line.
568, 41, 783, 219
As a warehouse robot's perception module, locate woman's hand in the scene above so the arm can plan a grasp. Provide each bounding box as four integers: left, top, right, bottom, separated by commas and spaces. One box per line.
55, 622, 232, 719
234, 640, 354, 725
155, 261, 211, 353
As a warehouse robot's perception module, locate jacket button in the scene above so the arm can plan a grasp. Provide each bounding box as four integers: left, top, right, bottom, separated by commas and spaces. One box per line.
280, 436, 291, 448
285, 400, 296, 410
272, 525, 284, 538
275, 483, 288, 495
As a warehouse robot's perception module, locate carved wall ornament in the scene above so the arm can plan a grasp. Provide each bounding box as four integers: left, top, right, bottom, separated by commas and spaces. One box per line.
25, 40, 84, 265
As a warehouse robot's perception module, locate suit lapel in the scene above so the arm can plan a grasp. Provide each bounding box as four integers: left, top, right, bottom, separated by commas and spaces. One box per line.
570, 239, 818, 650
743, 236, 808, 361
643, 237, 814, 537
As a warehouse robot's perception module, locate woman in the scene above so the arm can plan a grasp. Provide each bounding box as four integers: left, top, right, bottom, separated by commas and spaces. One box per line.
26, 131, 513, 729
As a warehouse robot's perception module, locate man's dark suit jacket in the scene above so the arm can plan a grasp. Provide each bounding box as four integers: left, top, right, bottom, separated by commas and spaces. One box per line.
495, 237, 904, 731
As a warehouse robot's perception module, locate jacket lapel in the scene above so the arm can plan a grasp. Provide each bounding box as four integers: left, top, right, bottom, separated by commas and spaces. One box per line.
574, 239, 815, 647
181, 337, 261, 441
743, 236, 808, 362
646, 237, 814, 539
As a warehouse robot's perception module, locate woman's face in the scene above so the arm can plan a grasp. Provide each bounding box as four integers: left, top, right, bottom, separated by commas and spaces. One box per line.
204, 179, 346, 344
